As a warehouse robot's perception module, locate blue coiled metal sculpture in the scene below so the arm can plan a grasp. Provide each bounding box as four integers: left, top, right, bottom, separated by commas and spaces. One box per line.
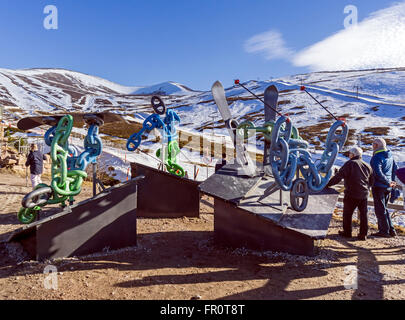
45, 122, 103, 171
270, 116, 348, 193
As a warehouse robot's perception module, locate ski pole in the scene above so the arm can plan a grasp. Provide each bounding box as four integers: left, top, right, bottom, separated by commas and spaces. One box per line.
234, 79, 283, 117
300, 86, 339, 121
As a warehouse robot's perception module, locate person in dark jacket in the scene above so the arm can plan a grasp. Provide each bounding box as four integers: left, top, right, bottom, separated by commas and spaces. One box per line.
25, 144, 47, 189
370, 138, 398, 238
326, 147, 374, 241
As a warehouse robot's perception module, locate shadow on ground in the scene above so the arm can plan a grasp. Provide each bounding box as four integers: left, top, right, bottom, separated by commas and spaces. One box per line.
1, 228, 404, 300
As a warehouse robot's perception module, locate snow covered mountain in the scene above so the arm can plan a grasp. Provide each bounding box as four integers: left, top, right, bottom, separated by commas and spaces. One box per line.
167, 67, 405, 164
131, 81, 197, 95
0, 68, 197, 119
1, 67, 404, 165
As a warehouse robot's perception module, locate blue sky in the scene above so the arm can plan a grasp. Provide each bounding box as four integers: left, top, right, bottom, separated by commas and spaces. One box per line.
0, 0, 399, 90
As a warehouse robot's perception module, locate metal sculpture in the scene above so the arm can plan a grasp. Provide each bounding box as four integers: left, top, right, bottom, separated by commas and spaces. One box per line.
17, 114, 103, 224
126, 96, 185, 177
213, 80, 348, 212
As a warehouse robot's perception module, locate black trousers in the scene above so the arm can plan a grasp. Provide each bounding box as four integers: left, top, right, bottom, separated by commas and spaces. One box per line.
372, 187, 394, 235
343, 195, 368, 236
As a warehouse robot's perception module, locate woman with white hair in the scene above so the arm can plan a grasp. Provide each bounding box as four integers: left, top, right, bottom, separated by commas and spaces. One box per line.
370, 138, 398, 238
326, 146, 374, 241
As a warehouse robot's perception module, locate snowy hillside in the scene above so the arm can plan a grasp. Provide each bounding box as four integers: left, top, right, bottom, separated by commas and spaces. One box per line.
1, 67, 405, 168
167, 68, 405, 165
280, 68, 405, 105
0, 68, 198, 120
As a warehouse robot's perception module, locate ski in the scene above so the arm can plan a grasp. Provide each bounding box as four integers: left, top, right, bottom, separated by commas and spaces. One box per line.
263, 85, 279, 171
211, 81, 257, 177
211, 81, 234, 142
17, 112, 126, 131
264, 85, 278, 123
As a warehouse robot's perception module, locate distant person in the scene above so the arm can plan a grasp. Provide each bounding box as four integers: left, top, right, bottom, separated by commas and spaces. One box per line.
370, 138, 398, 238
326, 147, 374, 241
25, 144, 47, 189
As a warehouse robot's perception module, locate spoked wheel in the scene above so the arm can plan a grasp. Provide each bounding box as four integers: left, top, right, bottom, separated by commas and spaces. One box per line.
290, 178, 309, 212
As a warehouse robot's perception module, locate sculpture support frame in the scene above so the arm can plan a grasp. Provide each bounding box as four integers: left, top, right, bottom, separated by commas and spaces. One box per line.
131, 162, 200, 218
8, 178, 140, 261
199, 163, 339, 256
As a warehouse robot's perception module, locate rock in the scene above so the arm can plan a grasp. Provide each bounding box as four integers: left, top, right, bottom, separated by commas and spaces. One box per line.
190, 295, 201, 300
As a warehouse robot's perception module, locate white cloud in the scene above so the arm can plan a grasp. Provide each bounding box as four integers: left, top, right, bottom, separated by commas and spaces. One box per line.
293, 2, 405, 70
245, 2, 405, 71
244, 30, 294, 61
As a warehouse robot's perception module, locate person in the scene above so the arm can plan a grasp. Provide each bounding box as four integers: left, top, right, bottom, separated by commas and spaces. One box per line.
370, 138, 398, 238
326, 147, 374, 241
25, 143, 47, 189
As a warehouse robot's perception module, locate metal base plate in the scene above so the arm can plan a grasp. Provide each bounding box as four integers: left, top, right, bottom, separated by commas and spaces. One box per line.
131, 162, 200, 218
238, 176, 288, 223
199, 163, 340, 255
214, 199, 317, 256
198, 163, 264, 204
8, 179, 139, 261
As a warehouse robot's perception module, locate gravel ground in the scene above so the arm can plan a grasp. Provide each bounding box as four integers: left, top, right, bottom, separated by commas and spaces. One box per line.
0, 173, 404, 300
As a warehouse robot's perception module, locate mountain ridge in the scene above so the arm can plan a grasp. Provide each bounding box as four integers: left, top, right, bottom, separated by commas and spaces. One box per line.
1, 66, 404, 164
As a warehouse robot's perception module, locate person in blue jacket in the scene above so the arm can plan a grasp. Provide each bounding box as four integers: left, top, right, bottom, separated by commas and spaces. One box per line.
370, 138, 398, 238
25, 143, 47, 189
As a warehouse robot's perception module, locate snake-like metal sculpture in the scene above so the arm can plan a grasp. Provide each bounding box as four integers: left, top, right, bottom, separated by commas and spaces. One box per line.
233, 81, 349, 212
17, 115, 103, 224
126, 96, 185, 177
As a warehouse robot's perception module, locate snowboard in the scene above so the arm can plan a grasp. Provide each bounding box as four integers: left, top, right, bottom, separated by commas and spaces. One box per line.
264, 85, 278, 123
211, 81, 235, 143
263, 85, 279, 170
17, 112, 127, 130
211, 81, 257, 177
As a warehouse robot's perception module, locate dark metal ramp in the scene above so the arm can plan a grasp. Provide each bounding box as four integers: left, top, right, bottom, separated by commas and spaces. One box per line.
199, 163, 339, 256
8, 177, 142, 261
131, 162, 200, 218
